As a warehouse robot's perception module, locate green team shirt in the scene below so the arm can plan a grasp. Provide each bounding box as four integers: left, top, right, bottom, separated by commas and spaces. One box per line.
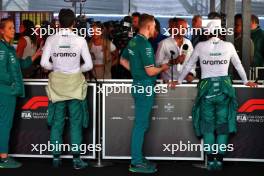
121, 34, 156, 81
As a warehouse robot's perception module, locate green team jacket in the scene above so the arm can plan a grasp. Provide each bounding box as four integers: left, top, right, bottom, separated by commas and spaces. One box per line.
0, 40, 32, 97
251, 27, 264, 67
192, 76, 238, 137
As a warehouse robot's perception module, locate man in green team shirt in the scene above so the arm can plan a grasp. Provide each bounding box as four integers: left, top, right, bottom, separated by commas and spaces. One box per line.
120, 13, 169, 173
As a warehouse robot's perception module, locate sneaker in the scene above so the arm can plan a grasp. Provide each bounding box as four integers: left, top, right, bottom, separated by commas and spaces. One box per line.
52, 157, 62, 168
129, 162, 157, 173
0, 157, 22, 169
214, 160, 223, 170
73, 158, 88, 170
207, 161, 216, 171
143, 158, 157, 168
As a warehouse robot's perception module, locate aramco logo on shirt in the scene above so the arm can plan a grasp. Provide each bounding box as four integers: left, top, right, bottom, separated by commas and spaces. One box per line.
202, 59, 228, 65
53, 52, 77, 57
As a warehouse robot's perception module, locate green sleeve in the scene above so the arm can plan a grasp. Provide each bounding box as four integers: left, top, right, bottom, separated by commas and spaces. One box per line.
19, 56, 32, 69
139, 42, 155, 67
121, 47, 129, 60
8, 52, 24, 96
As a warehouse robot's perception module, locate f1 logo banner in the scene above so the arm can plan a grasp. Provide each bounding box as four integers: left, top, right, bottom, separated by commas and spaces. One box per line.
22, 96, 49, 110
9, 82, 96, 158
238, 99, 264, 113
226, 87, 264, 161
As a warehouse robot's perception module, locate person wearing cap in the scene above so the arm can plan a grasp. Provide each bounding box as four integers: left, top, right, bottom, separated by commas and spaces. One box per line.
175, 21, 257, 170
120, 13, 169, 173
40, 9, 93, 169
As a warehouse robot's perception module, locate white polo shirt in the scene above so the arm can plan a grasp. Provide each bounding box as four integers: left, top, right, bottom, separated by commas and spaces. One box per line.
178, 37, 248, 84
155, 37, 196, 81
41, 29, 93, 73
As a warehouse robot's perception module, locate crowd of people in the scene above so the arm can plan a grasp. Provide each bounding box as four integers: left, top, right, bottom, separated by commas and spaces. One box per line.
12, 11, 264, 81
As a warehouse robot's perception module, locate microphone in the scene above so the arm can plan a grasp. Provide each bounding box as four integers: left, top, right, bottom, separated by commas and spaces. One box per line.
170, 50, 176, 56
170, 50, 175, 82
177, 44, 189, 71
181, 44, 189, 56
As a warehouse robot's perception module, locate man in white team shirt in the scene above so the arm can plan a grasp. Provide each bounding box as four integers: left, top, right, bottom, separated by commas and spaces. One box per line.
156, 18, 196, 82
41, 9, 93, 169
176, 21, 257, 171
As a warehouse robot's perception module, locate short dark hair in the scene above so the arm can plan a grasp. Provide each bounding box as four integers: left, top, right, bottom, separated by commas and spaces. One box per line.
235, 13, 242, 22
208, 12, 221, 19
139, 13, 154, 28
251, 14, 259, 25
132, 12, 141, 18
59, 9, 75, 28
91, 21, 104, 29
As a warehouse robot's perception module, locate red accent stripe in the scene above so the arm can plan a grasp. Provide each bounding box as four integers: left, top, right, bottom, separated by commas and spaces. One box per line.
238, 99, 264, 112
244, 105, 264, 113
22, 96, 49, 110
30, 102, 49, 110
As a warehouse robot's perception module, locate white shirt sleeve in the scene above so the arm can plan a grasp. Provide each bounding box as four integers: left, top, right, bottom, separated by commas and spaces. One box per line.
230, 43, 248, 84
178, 44, 200, 83
183, 42, 196, 76
155, 41, 168, 66
40, 37, 53, 70
110, 42, 116, 52
80, 39, 93, 72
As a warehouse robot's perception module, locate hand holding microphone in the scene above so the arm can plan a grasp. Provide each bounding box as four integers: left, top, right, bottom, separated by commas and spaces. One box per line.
176, 44, 189, 71
168, 44, 189, 65
178, 44, 189, 64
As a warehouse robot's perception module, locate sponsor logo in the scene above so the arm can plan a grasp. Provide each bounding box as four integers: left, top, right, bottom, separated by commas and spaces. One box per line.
209, 53, 222, 56
164, 103, 175, 113
53, 52, 77, 57
128, 49, 134, 56
237, 99, 264, 123
111, 117, 123, 120
152, 116, 169, 120
21, 96, 48, 120
202, 59, 228, 65
21, 111, 33, 120
237, 114, 248, 123
22, 96, 49, 110
238, 99, 264, 113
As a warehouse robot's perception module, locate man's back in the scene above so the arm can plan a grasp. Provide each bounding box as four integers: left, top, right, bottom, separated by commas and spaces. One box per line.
193, 37, 240, 79
41, 29, 93, 74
